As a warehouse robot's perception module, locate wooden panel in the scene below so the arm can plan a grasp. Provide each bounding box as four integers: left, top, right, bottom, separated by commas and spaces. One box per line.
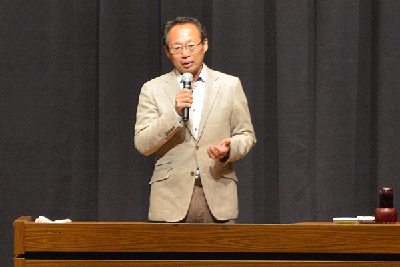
14, 216, 31, 254
22, 222, 400, 254
14, 258, 25, 267
23, 260, 400, 267
14, 216, 400, 267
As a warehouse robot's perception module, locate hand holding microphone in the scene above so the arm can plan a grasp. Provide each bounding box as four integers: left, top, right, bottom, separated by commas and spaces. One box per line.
175, 73, 193, 122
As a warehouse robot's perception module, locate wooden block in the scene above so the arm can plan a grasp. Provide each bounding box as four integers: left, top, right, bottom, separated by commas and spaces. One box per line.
14, 216, 31, 254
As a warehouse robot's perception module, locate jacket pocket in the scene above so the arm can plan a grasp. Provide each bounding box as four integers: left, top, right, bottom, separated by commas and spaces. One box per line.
219, 163, 238, 182
149, 155, 173, 184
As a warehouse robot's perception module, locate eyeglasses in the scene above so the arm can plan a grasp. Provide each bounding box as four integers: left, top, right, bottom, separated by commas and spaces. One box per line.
169, 41, 203, 54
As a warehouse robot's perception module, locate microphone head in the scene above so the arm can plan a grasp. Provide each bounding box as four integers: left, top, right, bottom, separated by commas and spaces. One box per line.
182, 72, 193, 83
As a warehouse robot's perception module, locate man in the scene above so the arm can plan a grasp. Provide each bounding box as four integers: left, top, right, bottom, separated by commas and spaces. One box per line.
135, 17, 256, 223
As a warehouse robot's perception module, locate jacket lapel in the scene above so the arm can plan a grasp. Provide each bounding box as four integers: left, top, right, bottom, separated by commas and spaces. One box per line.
163, 71, 180, 106
163, 70, 195, 137
197, 67, 221, 141
162, 67, 222, 141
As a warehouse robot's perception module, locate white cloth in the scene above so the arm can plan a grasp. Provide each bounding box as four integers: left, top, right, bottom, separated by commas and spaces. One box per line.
35, 216, 72, 223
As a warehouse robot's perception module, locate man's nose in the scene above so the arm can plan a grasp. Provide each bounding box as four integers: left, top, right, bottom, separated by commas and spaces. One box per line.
181, 47, 191, 57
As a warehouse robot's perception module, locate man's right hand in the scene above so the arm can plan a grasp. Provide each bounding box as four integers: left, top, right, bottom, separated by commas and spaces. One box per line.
175, 89, 193, 115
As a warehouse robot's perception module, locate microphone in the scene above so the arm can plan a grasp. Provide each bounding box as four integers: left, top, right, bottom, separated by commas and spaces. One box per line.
181, 72, 193, 122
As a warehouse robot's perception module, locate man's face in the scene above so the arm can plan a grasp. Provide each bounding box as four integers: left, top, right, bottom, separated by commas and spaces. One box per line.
165, 23, 208, 78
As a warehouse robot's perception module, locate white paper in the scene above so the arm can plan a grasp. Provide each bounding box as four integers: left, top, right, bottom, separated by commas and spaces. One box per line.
35, 216, 72, 223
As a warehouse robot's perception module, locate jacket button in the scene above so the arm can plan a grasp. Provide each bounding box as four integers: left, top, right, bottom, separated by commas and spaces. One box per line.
190, 171, 195, 176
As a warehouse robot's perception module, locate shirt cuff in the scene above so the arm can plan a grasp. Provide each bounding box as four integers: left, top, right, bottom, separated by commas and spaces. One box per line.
219, 149, 230, 163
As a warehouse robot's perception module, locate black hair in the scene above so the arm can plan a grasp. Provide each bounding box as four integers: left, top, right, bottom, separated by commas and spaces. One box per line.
162, 17, 207, 48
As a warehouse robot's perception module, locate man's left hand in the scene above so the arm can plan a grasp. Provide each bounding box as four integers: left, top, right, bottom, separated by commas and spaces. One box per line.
207, 138, 231, 160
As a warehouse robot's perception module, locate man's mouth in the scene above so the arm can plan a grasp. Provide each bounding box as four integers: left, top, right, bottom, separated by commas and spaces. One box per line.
183, 62, 193, 68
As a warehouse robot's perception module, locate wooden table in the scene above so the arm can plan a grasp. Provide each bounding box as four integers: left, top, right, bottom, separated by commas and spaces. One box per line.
14, 216, 400, 266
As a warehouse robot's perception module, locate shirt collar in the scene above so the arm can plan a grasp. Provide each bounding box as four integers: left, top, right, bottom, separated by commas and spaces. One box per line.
175, 64, 206, 83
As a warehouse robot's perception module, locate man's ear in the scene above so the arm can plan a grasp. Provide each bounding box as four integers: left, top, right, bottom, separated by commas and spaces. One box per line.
202, 38, 209, 52
164, 46, 172, 60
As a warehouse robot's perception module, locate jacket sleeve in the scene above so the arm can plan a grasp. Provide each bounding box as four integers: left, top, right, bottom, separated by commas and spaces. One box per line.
226, 78, 256, 162
134, 81, 182, 156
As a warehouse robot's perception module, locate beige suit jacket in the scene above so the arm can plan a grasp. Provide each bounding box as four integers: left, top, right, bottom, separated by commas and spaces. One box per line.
135, 65, 256, 222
